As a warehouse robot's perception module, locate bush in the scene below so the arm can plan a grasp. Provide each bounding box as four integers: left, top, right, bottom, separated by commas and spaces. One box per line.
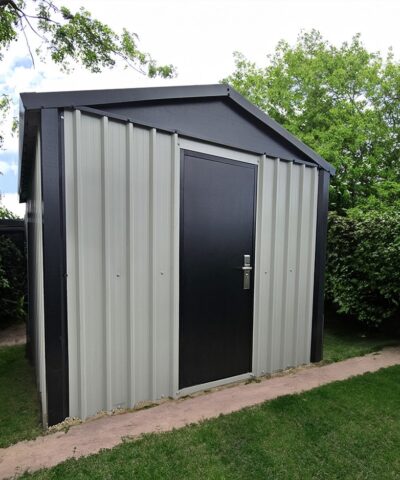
0, 205, 26, 329
326, 208, 400, 328
0, 235, 26, 329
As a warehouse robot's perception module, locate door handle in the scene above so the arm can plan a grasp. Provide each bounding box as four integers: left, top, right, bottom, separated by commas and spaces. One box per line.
242, 254, 252, 290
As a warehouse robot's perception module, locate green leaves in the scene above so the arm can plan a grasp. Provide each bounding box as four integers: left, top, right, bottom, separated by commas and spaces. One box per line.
0, 0, 21, 61
0, 205, 18, 219
326, 209, 400, 327
224, 30, 400, 214
0, 207, 25, 328
33, 4, 176, 77
0, 94, 11, 148
0, 235, 26, 328
0, 1, 176, 77
224, 32, 400, 326
0, 0, 176, 145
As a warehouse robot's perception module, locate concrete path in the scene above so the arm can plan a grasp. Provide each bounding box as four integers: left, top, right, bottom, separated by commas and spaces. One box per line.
2, 347, 400, 479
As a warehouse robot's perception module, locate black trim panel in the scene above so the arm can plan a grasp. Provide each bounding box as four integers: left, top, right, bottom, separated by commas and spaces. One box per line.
19, 84, 334, 172
19, 84, 335, 201
73, 106, 318, 168
310, 169, 330, 362
21, 84, 228, 110
40, 108, 69, 425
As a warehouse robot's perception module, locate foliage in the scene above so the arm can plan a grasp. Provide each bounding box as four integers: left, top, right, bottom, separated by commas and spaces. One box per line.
348, 179, 400, 212
0, 345, 42, 447
22, 366, 400, 479
223, 30, 400, 213
0, 203, 18, 218
0, 234, 26, 328
0, 0, 175, 76
0, 204, 26, 328
326, 208, 400, 327
0, 0, 176, 146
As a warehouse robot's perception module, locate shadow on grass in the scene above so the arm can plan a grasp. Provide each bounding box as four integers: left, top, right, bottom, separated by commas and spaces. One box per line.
323, 308, 400, 363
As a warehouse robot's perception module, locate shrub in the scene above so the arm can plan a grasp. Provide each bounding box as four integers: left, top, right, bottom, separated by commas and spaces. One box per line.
326, 208, 400, 328
0, 206, 26, 329
0, 235, 26, 329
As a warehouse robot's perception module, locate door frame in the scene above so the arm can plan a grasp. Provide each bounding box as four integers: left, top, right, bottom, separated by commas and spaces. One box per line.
174, 137, 262, 397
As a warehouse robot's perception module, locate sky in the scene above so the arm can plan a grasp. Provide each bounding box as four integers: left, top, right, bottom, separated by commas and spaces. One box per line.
1, 0, 399, 216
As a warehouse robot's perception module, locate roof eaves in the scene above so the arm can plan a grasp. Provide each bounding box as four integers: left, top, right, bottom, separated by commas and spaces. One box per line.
20, 84, 230, 110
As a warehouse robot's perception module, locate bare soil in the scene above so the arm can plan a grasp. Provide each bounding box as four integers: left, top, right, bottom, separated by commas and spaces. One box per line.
0, 324, 26, 348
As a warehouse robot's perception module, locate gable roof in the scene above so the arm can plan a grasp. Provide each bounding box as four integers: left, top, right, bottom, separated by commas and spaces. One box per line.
19, 84, 334, 200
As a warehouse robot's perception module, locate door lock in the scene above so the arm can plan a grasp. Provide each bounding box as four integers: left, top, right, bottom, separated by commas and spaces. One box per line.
242, 254, 252, 290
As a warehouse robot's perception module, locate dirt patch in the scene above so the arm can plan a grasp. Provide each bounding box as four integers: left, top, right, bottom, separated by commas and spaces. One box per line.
0, 323, 26, 348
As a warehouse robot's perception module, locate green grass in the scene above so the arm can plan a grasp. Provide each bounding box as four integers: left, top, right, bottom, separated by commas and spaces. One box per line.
22, 365, 400, 479
0, 317, 397, 459
0, 345, 42, 447
323, 319, 399, 363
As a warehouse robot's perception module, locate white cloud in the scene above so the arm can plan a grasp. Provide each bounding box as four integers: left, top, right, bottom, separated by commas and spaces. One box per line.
1, 0, 400, 190
0, 160, 18, 176
0, 193, 26, 218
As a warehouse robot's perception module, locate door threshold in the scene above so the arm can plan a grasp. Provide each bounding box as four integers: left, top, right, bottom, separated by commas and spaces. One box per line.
176, 372, 253, 398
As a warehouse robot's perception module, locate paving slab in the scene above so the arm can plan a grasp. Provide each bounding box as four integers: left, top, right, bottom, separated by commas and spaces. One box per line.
1, 346, 400, 479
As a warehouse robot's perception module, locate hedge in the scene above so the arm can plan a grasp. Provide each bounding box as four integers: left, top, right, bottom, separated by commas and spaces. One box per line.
326, 208, 400, 328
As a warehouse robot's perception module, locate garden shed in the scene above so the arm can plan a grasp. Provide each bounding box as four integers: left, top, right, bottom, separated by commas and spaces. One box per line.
19, 84, 335, 427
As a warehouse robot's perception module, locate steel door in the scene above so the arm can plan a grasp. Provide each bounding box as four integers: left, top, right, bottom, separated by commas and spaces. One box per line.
179, 150, 257, 389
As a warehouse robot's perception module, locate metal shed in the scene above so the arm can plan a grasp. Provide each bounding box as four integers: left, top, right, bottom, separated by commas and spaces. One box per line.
19, 84, 334, 427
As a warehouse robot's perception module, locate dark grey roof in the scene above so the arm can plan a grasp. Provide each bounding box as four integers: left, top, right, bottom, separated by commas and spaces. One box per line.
19, 84, 334, 201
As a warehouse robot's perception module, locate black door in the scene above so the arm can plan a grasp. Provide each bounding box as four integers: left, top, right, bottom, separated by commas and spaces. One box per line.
179, 150, 257, 389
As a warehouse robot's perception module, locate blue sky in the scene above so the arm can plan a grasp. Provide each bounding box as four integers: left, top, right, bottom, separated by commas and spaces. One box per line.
0, 150, 19, 194
1, 54, 42, 209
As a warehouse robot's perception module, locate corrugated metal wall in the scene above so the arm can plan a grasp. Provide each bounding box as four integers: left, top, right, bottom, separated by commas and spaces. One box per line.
253, 157, 318, 375
64, 111, 179, 419
64, 110, 318, 420
26, 133, 48, 424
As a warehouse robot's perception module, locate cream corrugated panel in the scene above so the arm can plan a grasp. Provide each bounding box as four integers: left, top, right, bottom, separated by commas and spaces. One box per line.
64, 110, 318, 419
64, 111, 179, 419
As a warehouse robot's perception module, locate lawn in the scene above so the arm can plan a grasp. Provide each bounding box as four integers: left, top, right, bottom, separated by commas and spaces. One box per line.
323, 318, 399, 363
0, 345, 42, 448
21, 365, 400, 479
0, 320, 398, 450
0, 322, 398, 454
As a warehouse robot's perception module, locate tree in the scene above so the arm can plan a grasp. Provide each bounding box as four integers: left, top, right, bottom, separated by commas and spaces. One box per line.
223, 31, 400, 213
0, 0, 176, 146
0, 204, 18, 218
0, 1, 177, 326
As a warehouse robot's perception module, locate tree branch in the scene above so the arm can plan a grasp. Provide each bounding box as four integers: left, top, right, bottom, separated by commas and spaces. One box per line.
24, 13, 60, 25
20, 20, 35, 68
19, 11, 48, 42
